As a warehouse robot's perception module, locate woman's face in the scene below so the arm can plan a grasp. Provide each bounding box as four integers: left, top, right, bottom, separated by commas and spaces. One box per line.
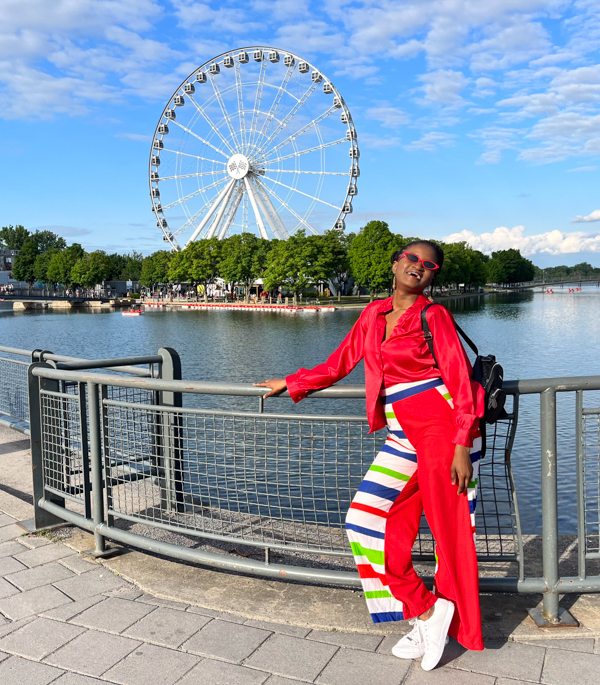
392, 243, 438, 294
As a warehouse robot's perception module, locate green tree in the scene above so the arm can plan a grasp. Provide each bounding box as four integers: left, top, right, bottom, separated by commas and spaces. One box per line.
348, 221, 401, 300
11, 237, 39, 285
31, 230, 67, 253
107, 253, 128, 280
71, 250, 111, 288
34, 248, 62, 285
168, 239, 223, 301
0, 225, 30, 250
46, 244, 85, 287
139, 251, 171, 287
219, 233, 265, 302
487, 248, 535, 284
314, 230, 353, 301
263, 230, 322, 304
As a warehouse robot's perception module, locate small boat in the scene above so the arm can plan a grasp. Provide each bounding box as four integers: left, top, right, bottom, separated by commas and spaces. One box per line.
122, 309, 143, 317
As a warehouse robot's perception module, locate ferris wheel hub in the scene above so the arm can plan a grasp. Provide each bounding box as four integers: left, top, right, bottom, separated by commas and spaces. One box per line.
227, 153, 250, 180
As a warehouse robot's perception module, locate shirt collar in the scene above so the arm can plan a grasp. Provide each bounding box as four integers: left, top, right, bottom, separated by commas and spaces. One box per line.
375, 293, 430, 315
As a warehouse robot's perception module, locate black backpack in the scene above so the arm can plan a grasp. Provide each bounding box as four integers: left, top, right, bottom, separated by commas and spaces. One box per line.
421, 304, 507, 455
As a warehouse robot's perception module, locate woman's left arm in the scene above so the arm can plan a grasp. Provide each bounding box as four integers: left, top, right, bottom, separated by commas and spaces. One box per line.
427, 305, 485, 493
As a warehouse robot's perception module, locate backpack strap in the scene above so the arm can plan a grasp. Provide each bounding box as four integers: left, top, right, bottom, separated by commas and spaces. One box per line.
420, 303, 479, 363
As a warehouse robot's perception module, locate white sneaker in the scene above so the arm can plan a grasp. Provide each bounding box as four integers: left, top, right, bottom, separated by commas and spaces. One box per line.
392, 618, 450, 660
419, 598, 455, 671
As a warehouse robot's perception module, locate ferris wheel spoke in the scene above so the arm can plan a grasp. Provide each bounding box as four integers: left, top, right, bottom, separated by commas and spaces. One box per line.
260, 106, 337, 160
187, 94, 236, 155
256, 63, 296, 145
206, 181, 238, 239
255, 181, 289, 239
263, 176, 342, 211
244, 177, 269, 240
234, 61, 247, 151
173, 183, 227, 237
264, 137, 347, 165
218, 186, 244, 239
170, 119, 230, 159
257, 180, 318, 235
187, 178, 236, 244
271, 169, 348, 175
250, 178, 282, 239
257, 81, 319, 154
248, 59, 267, 154
161, 176, 229, 212
208, 73, 241, 150
162, 149, 227, 164
159, 171, 227, 181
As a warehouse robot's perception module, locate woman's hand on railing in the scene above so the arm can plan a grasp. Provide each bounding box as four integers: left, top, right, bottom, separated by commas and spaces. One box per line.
253, 378, 287, 398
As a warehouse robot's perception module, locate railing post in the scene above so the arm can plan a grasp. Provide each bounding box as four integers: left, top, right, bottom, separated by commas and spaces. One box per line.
19, 362, 65, 533
528, 388, 578, 627
85, 381, 116, 557
158, 348, 184, 513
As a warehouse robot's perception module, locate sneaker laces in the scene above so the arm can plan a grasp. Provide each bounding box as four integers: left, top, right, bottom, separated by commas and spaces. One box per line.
405, 618, 421, 645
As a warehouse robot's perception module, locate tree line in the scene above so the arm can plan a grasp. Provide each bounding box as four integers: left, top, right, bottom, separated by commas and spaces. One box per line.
1, 225, 142, 287
2, 222, 537, 300
533, 262, 600, 281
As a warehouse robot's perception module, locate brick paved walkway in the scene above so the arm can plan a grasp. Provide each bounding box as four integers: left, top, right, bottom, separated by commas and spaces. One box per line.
1, 510, 599, 685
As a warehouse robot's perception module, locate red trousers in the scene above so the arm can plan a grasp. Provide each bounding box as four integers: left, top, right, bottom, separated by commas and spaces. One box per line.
385, 388, 483, 650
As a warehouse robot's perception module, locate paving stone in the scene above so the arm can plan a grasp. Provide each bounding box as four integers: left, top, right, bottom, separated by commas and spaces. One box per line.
178, 658, 270, 685
44, 629, 141, 677
0, 514, 16, 527
53, 674, 108, 685
0, 616, 86, 660
123, 606, 212, 648
14, 543, 76, 568
53, 568, 128, 601
5, 560, 74, 591
135, 593, 189, 610
182, 619, 272, 663
16, 535, 52, 548
186, 605, 246, 622
0, 541, 25, 558
316, 647, 409, 685
514, 637, 596, 653
264, 677, 312, 685
0, 524, 23, 543
455, 640, 545, 681
0, 583, 72, 620
405, 665, 496, 685
71, 597, 156, 634
244, 619, 310, 638
308, 629, 384, 651
245, 634, 338, 681
0, 557, 27, 576
542, 648, 600, 685
0, 576, 20, 599
58, 555, 97, 575
376, 632, 413, 656
0, 617, 36, 640
102, 586, 143, 600
40, 595, 106, 622
103, 642, 199, 685
0, 654, 65, 685
0, 650, 8, 664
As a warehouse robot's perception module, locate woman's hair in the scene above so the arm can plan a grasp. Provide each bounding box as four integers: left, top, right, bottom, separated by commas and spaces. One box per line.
391, 240, 445, 272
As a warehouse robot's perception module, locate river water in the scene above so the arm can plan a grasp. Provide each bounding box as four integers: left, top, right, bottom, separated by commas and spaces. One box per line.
2, 287, 600, 534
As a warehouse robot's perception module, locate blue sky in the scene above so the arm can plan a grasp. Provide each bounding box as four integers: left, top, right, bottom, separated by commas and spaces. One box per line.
1, 0, 599, 266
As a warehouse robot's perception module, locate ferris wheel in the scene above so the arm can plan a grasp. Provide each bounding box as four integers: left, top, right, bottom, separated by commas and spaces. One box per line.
149, 46, 359, 250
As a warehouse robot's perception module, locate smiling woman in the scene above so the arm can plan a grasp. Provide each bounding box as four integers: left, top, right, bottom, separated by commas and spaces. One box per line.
254, 239, 486, 668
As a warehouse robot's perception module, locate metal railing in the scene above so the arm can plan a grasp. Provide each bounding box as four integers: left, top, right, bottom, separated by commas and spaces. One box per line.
1, 344, 600, 627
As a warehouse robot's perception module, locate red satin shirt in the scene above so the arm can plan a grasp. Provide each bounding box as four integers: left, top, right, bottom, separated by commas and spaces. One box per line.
286, 294, 484, 447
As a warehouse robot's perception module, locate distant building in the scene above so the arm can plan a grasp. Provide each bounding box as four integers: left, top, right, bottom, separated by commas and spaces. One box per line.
0, 249, 18, 271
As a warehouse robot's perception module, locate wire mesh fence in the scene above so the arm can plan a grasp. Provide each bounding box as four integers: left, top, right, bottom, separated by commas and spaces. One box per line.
101, 396, 520, 561
0, 357, 29, 422
581, 407, 600, 557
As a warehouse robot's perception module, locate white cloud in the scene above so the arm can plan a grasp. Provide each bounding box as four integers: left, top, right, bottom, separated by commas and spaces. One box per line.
359, 133, 401, 148
572, 210, 600, 222
117, 133, 152, 141
365, 106, 410, 128
444, 224, 600, 255
417, 70, 469, 106
405, 131, 456, 151
567, 165, 598, 172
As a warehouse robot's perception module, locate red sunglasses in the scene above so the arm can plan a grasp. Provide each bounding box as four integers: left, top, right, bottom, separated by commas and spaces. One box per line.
399, 252, 440, 271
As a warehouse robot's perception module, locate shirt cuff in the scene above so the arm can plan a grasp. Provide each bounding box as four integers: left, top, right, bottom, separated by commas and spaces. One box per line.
452, 426, 474, 448
285, 373, 307, 404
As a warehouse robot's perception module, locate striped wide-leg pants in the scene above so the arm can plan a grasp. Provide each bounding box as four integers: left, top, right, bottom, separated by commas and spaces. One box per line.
345, 378, 482, 648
